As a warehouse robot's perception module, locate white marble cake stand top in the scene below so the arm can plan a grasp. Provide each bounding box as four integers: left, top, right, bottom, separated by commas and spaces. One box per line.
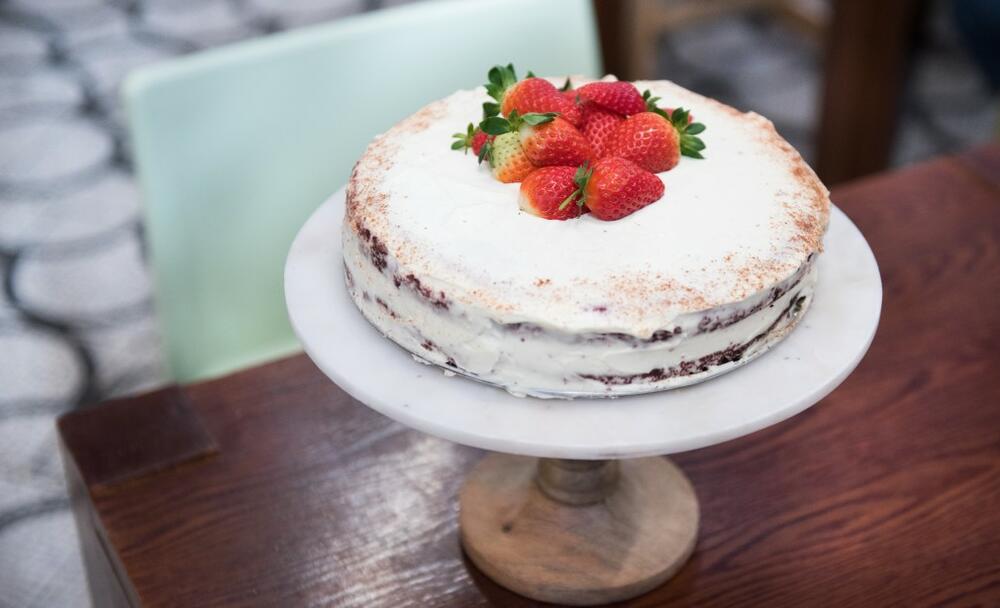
285, 188, 881, 459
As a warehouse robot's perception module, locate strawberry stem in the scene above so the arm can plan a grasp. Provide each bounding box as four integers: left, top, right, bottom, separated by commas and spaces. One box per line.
559, 162, 593, 210
557, 191, 579, 211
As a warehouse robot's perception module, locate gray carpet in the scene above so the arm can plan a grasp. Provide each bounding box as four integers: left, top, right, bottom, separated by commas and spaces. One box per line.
0, 1, 994, 606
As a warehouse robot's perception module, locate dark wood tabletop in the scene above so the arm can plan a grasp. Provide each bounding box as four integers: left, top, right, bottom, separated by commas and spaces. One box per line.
59, 145, 1000, 607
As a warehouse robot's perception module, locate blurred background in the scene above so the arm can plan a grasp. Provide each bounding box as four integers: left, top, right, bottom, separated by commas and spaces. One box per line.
0, 0, 997, 605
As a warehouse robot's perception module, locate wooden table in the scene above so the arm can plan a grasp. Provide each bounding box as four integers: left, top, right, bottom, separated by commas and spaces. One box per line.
59, 145, 1000, 607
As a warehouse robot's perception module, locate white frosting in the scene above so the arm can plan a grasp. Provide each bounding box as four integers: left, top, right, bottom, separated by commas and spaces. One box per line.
343, 78, 829, 398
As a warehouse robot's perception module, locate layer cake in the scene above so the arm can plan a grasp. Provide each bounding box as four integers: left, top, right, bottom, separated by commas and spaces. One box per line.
342, 77, 829, 398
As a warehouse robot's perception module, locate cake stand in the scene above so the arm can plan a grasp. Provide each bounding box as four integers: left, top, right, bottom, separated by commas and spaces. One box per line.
284, 188, 882, 605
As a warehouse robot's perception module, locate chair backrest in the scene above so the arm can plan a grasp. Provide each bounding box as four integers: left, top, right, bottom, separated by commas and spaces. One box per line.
125, 0, 601, 383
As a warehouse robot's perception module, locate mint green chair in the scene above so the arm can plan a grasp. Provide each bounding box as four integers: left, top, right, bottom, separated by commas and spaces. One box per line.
126, 0, 601, 383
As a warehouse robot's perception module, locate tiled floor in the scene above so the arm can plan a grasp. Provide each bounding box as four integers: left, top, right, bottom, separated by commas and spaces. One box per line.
0, 1, 995, 605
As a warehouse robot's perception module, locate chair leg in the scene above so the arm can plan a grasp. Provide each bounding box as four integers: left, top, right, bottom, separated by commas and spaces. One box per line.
626, 0, 660, 80
816, 0, 924, 184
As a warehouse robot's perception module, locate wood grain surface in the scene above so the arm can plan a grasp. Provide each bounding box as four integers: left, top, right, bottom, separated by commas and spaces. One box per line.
60, 387, 217, 491
459, 455, 698, 605
59, 145, 1000, 607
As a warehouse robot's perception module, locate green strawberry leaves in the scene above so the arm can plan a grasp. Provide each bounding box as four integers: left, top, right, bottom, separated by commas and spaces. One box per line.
523, 112, 557, 126
452, 102, 504, 157
485, 64, 518, 103
478, 140, 492, 165
480, 115, 510, 135
670, 108, 691, 126
643, 89, 664, 114
573, 162, 592, 189
669, 107, 707, 159
484, 64, 544, 103
480, 110, 556, 135
450, 122, 476, 153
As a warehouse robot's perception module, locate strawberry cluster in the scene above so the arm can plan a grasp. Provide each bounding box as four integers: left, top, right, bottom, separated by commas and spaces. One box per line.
451, 64, 707, 221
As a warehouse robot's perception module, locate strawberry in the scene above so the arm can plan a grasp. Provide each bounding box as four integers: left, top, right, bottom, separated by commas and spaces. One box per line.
450, 123, 494, 156
577, 81, 646, 115
606, 107, 706, 172
485, 64, 580, 125
481, 111, 592, 168
520, 116, 593, 167
501, 78, 566, 116
561, 158, 665, 221
486, 132, 534, 183
579, 103, 624, 158
559, 77, 582, 121
561, 95, 583, 127
606, 112, 680, 173
451, 100, 501, 159
560, 77, 574, 95
519, 166, 584, 220
471, 129, 492, 155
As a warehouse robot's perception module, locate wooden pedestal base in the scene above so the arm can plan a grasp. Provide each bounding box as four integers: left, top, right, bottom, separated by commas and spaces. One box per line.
459, 454, 699, 606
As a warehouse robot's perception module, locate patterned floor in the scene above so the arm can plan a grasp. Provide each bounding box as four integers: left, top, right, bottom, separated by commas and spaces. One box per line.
0, 1, 994, 606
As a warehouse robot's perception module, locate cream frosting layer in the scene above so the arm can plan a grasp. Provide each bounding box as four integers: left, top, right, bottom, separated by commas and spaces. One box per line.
343, 78, 829, 398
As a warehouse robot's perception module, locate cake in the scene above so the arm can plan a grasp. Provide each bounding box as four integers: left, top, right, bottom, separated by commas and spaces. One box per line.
342, 71, 829, 398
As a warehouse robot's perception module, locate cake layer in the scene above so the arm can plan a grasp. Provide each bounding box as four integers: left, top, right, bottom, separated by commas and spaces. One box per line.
343, 78, 829, 397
